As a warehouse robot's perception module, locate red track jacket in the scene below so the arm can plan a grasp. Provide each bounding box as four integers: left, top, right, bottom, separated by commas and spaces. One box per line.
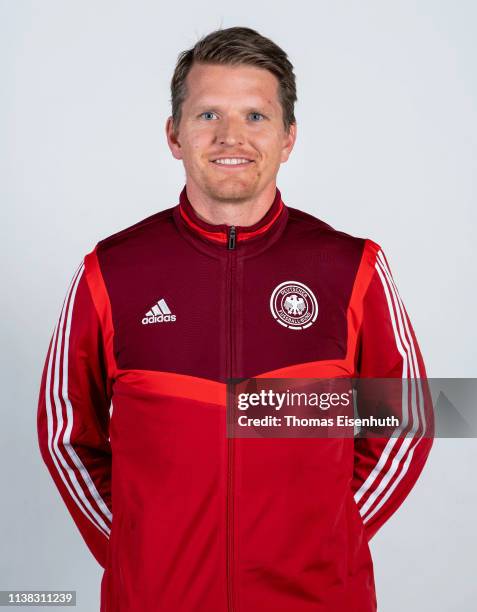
37, 186, 433, 611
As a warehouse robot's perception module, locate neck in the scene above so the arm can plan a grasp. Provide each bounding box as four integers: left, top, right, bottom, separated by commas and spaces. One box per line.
185, 180, 277, 227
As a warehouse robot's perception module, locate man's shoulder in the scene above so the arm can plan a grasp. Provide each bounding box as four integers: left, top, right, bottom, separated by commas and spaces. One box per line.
94, 205, 176, 254
286, 204, 375, 253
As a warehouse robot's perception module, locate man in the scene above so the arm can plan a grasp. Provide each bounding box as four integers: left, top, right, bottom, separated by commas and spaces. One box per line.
37, 26, 433, 612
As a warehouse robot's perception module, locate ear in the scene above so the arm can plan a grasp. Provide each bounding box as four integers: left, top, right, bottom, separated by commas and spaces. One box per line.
280, 122, 297, 163
165, 116, 183, 160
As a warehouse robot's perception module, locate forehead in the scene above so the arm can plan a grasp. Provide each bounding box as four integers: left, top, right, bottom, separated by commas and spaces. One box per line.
184, 62, 280, 108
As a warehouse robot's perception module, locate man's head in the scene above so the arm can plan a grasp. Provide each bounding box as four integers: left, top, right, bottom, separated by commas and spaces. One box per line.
166, 27, 297, 204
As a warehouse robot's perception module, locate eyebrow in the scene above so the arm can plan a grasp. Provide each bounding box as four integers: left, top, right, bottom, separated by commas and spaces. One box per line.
191, 103, 273, 114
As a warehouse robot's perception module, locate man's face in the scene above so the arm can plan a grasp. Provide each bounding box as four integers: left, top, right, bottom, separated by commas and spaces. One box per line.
166, 62, 296, 203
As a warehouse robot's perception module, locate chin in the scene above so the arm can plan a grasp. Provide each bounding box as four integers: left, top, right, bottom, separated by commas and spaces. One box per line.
205, 179, 258, 203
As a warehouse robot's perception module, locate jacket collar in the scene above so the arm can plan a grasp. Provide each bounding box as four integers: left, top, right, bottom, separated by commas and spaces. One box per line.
175, 185, 287, 252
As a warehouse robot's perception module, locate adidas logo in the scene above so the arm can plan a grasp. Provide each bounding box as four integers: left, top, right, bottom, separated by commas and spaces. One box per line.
142, 298, 176, 325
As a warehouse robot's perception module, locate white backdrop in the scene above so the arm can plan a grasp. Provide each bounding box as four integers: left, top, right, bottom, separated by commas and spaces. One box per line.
1, 1, 476, 610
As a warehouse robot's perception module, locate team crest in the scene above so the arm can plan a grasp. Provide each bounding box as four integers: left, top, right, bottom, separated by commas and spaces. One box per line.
270, 281, 318, 330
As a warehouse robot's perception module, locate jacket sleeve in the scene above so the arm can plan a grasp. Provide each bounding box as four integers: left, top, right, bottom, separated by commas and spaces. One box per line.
351, 241, 434, 542
37, 256, 113, 568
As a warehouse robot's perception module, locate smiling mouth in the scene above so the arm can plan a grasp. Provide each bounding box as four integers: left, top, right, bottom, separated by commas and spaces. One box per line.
210, 157, 254, 167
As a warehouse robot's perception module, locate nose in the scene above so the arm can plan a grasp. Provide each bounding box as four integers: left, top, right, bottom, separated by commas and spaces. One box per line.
214, 117, 244, 146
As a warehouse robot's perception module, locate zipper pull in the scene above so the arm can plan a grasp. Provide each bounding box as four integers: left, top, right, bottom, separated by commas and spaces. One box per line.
228, 225, 236, 250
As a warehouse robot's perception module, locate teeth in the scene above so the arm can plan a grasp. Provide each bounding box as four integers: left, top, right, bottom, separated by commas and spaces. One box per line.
214, 158, 250, 165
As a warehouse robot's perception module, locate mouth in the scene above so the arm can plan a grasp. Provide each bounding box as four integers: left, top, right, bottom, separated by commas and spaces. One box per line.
210, 157, 254, 168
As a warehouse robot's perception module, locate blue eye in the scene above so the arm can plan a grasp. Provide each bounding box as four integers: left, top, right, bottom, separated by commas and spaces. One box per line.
200, 111, 217, 120
249, 112, 264, 121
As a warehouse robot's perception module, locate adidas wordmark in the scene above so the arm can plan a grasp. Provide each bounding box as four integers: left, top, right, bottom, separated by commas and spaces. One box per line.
142, 298, 176, 325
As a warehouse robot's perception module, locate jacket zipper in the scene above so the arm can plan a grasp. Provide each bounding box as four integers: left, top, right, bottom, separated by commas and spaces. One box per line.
228, 225, 236, 250
226, 225, 236, 612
